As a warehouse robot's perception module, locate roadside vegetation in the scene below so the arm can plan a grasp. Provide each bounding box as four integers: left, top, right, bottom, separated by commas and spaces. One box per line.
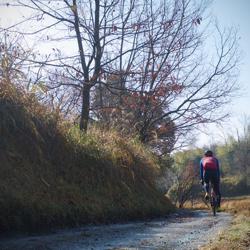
0, 81, 174, 233
200, 196, 250, 250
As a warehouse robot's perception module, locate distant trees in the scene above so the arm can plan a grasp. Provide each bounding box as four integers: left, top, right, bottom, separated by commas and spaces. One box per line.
169, 123, 250, 204
220, 121, 250, 185
234, 124, 250, 183
1, 0, 239, 154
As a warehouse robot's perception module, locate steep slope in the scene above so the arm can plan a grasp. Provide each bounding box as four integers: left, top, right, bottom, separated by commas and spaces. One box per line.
0, 82, 174, 232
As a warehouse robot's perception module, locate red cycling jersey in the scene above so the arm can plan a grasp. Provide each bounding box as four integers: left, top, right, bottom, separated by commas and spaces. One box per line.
202, 156, 218, 170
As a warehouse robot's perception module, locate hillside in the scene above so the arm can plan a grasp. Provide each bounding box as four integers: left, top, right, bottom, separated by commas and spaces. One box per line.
0, 82, 174, 233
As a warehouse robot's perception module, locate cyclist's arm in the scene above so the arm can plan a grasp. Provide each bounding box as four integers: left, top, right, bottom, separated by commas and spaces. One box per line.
200, 160, 204, 180
215, 158, 220, 180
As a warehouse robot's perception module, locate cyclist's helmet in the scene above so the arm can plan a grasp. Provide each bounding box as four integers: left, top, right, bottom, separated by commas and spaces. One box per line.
204, 150, 213, 157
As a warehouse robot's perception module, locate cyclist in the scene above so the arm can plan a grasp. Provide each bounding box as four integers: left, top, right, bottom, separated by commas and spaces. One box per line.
200, 150, 221, 208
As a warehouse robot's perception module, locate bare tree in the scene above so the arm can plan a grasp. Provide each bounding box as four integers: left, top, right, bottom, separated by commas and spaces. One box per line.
3, 0, 148, 131
0, 32, 31, 85
167, 160, 199, 208
1, 0, 239, 149
90, 0, 239, 152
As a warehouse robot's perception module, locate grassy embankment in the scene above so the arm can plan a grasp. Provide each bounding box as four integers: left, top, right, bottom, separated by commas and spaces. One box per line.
200, 196, 250, 250
0, 82, 174, 233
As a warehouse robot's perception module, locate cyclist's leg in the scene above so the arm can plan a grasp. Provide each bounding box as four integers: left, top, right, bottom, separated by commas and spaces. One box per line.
211, 172, 221, 207
203, 170, 210, 199
213, 181, 221, 207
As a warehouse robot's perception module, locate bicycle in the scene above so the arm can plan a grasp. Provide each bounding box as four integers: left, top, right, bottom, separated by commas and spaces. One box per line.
202, 184, 218, 216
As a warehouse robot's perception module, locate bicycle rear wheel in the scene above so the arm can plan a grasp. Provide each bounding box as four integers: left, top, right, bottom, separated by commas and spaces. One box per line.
211, 196, 216, 216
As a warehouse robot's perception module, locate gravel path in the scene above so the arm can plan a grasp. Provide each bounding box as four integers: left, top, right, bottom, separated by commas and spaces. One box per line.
0, 210, 232, 250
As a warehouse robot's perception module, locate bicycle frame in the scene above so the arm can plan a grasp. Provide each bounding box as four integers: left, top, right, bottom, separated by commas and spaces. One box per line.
202, 184, 218, 216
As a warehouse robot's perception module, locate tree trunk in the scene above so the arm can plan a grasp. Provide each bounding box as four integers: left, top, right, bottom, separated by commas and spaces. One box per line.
139, 123, 149, 143
80, 84, 91, 131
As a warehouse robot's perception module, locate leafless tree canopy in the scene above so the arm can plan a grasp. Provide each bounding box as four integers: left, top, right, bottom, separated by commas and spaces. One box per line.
0, 0, 240, 153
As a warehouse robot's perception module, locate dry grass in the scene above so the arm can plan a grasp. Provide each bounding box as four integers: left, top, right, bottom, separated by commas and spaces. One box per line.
0, 81, 174, 233
221, 197, 250, 216
184, 196, 250, 215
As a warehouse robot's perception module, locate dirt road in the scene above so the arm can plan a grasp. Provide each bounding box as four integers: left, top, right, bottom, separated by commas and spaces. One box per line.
0, 210, 232, 250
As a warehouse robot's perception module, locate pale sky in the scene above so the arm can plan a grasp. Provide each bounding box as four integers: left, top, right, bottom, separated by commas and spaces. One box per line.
213, 0, 250, 118
0, 0, 249, 147
196, 0, 250, 147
